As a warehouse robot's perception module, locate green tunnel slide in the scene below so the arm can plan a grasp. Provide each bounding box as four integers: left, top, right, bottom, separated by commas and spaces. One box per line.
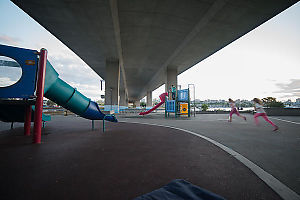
43, 61, 117, 122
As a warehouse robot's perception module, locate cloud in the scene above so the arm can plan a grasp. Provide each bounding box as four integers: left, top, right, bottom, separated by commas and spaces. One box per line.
0, 65, 22, 87
0, 77, 16, 87
0, 35, 103, 100
278, 93, 300, 99
49, 55, 100, 82
47, 53, 103, 100
275, 79, 300, 99
0, 38, 103, 100
0, 35, 21, 46
69, 82, 104, 100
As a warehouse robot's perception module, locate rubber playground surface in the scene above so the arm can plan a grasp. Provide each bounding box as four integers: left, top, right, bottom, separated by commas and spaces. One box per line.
0, 113, 299, 200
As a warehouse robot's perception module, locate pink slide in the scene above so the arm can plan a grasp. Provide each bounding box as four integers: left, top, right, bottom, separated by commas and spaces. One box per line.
139, 92, 168, 115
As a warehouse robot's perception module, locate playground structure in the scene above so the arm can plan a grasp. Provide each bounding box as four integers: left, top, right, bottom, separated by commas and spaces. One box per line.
139, 92, 168, 115
139, 86, 195, 118
0, 44, 117, 143
165, 87, 194, 118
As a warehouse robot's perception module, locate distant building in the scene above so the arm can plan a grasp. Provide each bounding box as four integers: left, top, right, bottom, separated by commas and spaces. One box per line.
295, 98, 300, 107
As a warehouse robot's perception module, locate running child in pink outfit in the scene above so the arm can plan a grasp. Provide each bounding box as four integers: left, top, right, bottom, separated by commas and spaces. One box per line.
253, 98, 278, 131
228, 98, 246, 122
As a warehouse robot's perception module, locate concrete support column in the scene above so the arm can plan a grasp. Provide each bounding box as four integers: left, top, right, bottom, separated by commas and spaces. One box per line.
165, 67, 177, 92
105, 60, 120, 111
146, 91, 152, 107
119, 89, 127, 107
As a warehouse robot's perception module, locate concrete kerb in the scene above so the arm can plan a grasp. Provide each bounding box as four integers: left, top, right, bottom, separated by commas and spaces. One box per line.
119, 121, 300, 200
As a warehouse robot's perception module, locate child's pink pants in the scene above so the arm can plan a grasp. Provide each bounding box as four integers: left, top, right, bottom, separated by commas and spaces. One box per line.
229, 108, 240, 117
254, 113, 276, 127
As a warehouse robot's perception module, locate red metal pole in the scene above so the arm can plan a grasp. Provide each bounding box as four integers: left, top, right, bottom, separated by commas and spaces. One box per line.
33, 49, 47, 144
24, 105, 32, 136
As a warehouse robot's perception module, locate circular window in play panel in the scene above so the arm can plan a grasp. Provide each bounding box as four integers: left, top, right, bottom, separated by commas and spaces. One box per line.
0, 56, 22, 87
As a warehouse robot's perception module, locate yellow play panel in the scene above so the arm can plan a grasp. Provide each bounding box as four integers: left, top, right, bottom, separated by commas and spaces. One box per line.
180, 103, 188, 115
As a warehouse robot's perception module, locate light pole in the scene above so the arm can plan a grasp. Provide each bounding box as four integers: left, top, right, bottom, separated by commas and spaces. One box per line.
110, 87, 113, 111
100, 80, 104, 91
188, 84, 196, 117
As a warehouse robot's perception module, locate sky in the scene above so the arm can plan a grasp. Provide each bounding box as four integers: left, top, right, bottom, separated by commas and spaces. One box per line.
0, 1, 299, 102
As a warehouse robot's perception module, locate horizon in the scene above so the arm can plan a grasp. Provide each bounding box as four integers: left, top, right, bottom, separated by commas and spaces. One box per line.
151, 97, 300, 103
0, 1, 299, 102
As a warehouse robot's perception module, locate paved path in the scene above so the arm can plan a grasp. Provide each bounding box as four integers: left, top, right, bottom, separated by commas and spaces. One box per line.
118, 113, 300, 196
0, 115, 287, 200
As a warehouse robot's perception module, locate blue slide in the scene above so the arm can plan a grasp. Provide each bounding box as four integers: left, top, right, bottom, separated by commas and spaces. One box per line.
0, 44, 117, 123
44, 60, 117, 122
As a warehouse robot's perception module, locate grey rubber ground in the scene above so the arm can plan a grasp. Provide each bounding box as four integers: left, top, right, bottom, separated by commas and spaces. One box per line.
0, 115, 286, 200
118, 113, 300, 197
122, 120, 300, 200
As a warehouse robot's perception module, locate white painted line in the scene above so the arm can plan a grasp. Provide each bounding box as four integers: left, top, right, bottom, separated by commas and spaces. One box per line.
119, 120, 300, 200
187, 119, 227, 122
269, 117, 300, 125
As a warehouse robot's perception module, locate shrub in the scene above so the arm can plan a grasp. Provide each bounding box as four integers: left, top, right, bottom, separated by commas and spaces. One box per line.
201, 104, 209, 111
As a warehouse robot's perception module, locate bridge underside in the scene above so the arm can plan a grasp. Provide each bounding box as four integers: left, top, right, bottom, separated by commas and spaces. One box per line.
12, 0, 297, 102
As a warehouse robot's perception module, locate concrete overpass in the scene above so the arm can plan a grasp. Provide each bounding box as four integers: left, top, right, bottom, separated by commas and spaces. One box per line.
12, 0, 297, 107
